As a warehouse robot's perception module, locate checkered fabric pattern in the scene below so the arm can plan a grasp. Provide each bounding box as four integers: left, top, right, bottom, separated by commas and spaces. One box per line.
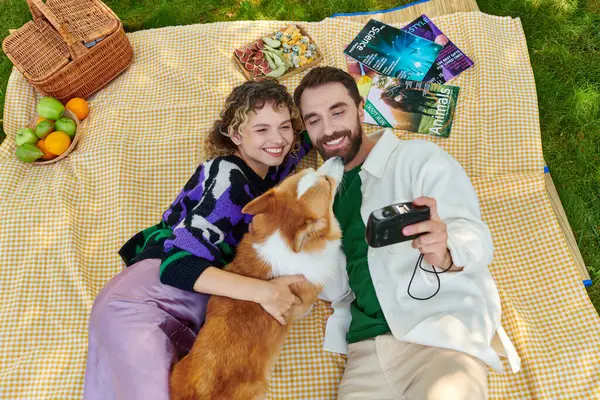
1, 11, 599, 399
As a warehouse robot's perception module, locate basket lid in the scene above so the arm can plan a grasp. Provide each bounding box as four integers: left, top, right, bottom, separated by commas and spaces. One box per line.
44, 0, 120, 44
2, 20, 70, 81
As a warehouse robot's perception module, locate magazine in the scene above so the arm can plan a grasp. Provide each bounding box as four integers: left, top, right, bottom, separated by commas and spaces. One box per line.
345, 55, 377, 102
343, 19, 443, 81
401, 14, 474, 83
363, 75, 460, 138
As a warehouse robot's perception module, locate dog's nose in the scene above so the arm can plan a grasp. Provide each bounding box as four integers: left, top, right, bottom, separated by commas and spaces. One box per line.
318, 157, 344, 185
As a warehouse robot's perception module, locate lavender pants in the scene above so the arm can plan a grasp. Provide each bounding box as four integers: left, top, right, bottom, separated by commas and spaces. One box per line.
83, 258, 209, 400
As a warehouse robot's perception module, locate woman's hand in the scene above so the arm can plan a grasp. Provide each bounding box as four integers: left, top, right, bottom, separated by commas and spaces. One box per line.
257, 275, 306, 325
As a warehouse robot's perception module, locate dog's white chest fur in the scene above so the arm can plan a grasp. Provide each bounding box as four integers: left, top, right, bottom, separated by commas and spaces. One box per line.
253, 230, 343, 285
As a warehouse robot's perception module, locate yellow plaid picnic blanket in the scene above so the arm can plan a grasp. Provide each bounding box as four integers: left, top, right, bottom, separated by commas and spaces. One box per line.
1, 10, 599, 399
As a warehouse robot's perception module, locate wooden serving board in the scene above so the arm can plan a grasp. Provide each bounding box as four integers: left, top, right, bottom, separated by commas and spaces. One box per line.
232, 24, 323, 82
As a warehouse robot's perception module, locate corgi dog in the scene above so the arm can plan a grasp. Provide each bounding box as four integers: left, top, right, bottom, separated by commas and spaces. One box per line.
170, 157, 345, 400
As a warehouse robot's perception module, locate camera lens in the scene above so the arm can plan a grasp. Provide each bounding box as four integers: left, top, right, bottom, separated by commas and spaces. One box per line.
382, 210, 392, 218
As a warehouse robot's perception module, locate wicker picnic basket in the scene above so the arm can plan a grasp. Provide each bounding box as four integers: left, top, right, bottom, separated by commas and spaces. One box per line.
2, 0, 133, 103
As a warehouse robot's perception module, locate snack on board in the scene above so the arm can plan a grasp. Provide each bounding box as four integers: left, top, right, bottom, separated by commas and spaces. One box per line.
234, 25, 321, 80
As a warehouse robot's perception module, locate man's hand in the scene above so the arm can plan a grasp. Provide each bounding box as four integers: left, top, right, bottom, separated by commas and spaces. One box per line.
402, 197, 463, 271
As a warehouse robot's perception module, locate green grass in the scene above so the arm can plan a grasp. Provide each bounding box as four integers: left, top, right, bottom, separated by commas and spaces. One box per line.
0, 0, 599, 313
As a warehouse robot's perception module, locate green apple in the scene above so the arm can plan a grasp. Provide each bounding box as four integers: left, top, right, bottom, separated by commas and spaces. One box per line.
15, 128, 39, 146
55, 117, 77, 138
16, 143, 44, 163
35, 120, 55, 139
37, 97, 64, 120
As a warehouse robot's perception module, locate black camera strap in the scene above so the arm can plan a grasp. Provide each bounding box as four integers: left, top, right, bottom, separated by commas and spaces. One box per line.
407, 254, 454, 300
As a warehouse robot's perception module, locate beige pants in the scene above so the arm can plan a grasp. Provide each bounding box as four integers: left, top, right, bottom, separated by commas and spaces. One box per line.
338, 334, 488, 400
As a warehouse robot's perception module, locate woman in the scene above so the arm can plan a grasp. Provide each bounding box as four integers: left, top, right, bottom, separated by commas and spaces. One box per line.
83, 80, 312, 400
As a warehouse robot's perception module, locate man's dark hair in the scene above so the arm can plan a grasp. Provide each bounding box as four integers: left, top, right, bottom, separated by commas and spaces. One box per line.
293, 67, 362, 111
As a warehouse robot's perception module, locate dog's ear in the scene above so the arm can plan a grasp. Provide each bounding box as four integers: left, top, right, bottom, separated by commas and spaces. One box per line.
293, 218, 327, 252
242, 190, 275, 216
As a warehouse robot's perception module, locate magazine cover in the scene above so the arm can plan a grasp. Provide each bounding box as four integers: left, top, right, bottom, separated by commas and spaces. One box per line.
401, 14, 474, 83
343, 19, 443, 81
345, 55, 377, 102
363, 75, 460, 137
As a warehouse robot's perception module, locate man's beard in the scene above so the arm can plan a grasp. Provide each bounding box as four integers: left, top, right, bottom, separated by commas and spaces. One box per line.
316, 119, 363, 165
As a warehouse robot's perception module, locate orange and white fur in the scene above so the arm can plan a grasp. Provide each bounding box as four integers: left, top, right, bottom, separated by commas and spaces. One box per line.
170, 158, 345, 400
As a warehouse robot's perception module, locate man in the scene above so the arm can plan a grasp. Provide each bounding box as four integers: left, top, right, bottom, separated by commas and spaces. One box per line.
293, 67, 520, 400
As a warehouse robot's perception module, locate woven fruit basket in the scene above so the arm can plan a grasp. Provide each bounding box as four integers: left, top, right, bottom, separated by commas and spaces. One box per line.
28, 109, 81, 165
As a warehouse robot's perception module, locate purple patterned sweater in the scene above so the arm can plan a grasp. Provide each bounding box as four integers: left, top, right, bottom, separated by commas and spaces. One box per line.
119, 132, 312, 292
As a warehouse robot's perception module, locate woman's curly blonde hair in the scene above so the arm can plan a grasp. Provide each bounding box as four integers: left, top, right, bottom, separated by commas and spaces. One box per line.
205, 80, 302, 160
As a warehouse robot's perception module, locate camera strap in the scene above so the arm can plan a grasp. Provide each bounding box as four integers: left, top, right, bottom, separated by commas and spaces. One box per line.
407, 254, 454, 300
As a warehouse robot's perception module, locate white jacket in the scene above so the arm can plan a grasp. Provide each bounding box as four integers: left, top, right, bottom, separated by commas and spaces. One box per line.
320, 129, 520, 374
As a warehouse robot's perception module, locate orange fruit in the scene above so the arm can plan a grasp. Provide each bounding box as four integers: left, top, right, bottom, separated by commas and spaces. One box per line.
65, 98, 90, 120
36, 117, 50, 124
36, 139, 57, 161
44, 131, 71, 156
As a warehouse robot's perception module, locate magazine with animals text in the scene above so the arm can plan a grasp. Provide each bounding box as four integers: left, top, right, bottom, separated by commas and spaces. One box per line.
363, 75, 460, 138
